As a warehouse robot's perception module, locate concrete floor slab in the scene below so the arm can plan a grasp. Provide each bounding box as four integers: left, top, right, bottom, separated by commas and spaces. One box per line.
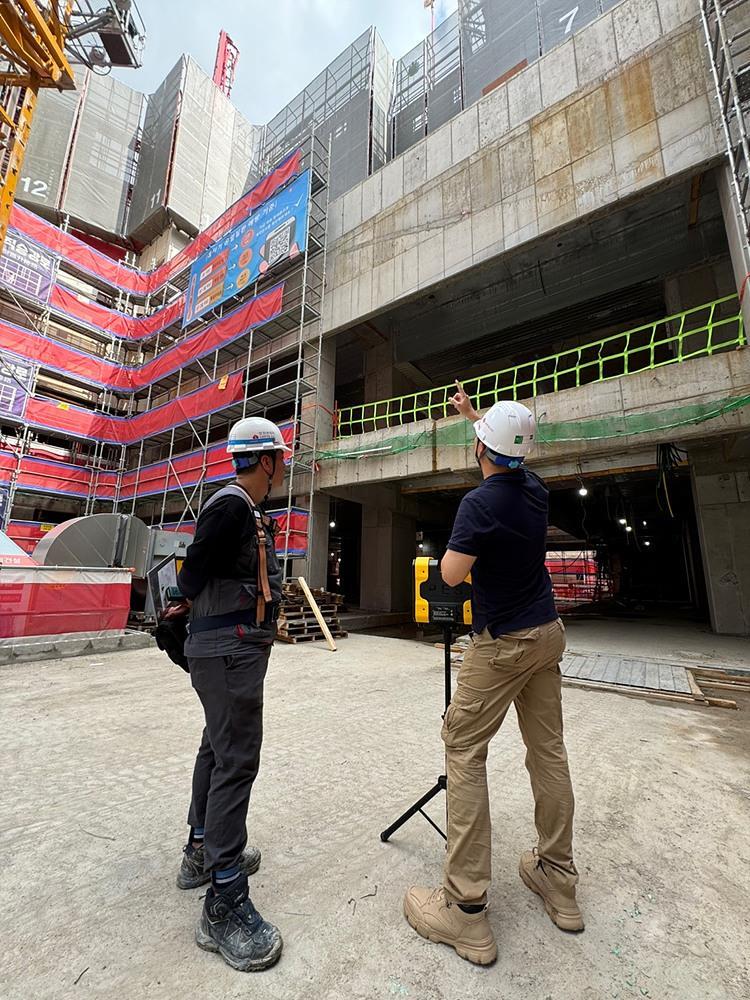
2, 634, 748, 999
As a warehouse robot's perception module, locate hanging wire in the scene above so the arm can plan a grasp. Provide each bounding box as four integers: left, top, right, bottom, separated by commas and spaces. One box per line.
656, 443, 686, 519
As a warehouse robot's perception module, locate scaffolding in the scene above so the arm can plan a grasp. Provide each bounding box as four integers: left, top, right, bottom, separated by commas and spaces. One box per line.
391, 1, 623, 158
701, 0, 750, 282
260, 29, 390, 202
0, 136, 331, 580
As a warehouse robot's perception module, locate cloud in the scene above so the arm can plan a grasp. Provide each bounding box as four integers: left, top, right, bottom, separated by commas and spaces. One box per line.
114, 0, 459, 124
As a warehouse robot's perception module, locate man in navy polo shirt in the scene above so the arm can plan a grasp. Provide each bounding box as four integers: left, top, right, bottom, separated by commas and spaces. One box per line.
403, 385, 582, 966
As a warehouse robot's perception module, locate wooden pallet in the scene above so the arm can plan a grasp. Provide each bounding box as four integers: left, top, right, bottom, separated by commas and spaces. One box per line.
275, 581, 347, 646
277, 630, 348, 644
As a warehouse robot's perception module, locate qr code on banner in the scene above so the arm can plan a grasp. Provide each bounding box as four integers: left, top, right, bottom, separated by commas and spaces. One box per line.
265, 219, 294, 266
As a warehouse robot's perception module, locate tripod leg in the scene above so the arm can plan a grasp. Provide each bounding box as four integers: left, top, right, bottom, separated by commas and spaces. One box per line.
380, 775, 446, 842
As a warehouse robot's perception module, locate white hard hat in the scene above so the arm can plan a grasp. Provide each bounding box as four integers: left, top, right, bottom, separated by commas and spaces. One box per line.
474, 400, 535, 467
226, 416, 292, 456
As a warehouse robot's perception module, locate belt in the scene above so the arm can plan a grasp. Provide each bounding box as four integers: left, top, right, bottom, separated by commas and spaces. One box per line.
188, 605, 279, 634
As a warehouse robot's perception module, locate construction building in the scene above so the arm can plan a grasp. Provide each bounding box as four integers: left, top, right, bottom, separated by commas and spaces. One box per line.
0, 0, 748, 635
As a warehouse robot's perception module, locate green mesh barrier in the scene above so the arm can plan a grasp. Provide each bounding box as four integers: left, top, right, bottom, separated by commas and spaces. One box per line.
318, 393, 750, 462
335, 296, 745, 438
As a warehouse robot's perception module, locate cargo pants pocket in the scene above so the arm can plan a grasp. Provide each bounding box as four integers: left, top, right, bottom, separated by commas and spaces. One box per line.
442, 685, 485, 749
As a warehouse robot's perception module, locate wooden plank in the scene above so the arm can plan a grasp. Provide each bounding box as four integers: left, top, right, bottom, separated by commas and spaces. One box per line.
631, 660, 647, 688
297, 576, 337, 651
562, 655, 584, 679
671, 665, 692, 695
705, 696, 738, 710
658, 663, 676, 692
562, 677, 700, 705
576, 656, 596, 681
644, 661, 661, 691
696, 680, 750, 692
686, 670, 709, 703
588, 656, 610, 684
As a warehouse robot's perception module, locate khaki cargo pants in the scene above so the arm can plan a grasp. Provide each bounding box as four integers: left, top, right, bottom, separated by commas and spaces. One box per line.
442, 618, 577, 904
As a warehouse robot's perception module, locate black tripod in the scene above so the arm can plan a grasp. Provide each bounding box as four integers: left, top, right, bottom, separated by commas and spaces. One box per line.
380, 624, 454, 842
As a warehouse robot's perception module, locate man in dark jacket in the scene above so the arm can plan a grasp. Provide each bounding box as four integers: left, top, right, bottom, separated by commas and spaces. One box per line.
176, 416, 290, 972
403, 386, 582, 966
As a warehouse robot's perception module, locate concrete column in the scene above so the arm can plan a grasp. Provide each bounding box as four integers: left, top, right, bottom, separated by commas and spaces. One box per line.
359, 506, 416, 612
292, 335, 336, 587
690, 443, 750, 636
304, 491, 331, 589
717, 164, 750, 335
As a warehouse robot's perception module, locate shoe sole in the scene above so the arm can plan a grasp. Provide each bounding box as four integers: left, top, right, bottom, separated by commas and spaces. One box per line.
519, 864, 584, 932
403, 899, 497, 966
177, 853, 262, 890
195, 924, 283, 972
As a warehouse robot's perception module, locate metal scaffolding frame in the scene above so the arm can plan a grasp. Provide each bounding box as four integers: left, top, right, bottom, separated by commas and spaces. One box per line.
0, 135, 330, 580
701, 0, 750, 280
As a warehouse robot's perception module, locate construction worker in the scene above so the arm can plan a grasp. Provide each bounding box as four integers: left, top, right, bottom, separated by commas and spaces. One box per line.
175, 416, 290, 972
403, 385, 582, 966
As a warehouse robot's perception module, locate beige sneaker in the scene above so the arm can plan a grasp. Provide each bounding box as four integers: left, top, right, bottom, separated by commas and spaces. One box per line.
519, 849, 584, 932
403, 886, 497, 965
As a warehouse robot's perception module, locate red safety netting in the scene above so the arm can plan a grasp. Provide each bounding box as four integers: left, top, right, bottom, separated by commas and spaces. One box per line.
0, 528, 37, 565
0, 451, 118, 501
0, 566, 131, 637
119, 420, 296, 500
9, 150, 302, 296
0, 283, 284, 391
1, 421, 295, 503
547, 550, 609, 608
50, 284, 185, 340
26, 371, 244, 444
6, 520, 53, 554
161, 507, 307, 557
266, 507, 309, 557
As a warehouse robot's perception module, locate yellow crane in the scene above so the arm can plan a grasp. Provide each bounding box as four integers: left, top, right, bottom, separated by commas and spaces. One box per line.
0, 1, 144, 253
0, 2, 75, 252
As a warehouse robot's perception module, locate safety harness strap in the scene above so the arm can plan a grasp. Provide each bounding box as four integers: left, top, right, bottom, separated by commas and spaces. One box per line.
200, 483, 274, 627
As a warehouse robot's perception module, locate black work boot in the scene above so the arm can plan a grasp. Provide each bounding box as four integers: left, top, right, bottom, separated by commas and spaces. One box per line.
177, 843, 262, 890
195, 874, 283, 971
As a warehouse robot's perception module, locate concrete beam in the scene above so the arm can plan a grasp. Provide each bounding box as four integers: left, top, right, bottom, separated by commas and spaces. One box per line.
318, 350, 750, 491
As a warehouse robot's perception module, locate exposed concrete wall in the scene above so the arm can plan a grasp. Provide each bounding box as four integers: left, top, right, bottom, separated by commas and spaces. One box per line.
318, 350, 750, 491
691, 442, 750, 635
323, 1, 718, 337
359, 507, 415, 613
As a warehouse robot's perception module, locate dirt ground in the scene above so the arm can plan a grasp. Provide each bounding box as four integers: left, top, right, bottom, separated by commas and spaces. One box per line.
2, 632, 749, 1000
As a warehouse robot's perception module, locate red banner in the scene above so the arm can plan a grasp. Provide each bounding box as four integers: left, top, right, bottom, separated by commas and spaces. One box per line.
266, 506, 309, 557
0, 566, 131, 637
50, 284, 185, 340
26, 372, 244, 444
119, 420, 296, 500
0, 284, 284, 391
9, 150, 302, 297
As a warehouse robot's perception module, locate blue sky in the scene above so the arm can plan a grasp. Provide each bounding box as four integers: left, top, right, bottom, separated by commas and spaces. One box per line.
115, 1, 458, 124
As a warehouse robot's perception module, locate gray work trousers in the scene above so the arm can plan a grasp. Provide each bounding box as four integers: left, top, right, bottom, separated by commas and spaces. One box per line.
187, 646, 271, 872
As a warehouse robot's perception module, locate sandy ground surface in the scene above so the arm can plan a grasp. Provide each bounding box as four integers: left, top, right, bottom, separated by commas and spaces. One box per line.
2, 632, 749, 1000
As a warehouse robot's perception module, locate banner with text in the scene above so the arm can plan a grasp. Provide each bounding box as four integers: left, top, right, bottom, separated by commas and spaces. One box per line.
0, 351, 35, 419
0, 229, 56, 302
183, 170, 311, 326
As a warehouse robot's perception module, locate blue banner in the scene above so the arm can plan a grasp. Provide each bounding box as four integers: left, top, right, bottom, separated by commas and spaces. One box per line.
183, 170, 311, 327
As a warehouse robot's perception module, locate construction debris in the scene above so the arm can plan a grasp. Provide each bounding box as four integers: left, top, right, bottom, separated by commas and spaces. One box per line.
277, 582, 348, 645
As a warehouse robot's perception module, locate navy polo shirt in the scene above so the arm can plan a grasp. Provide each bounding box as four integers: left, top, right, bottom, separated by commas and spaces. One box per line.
447, 469, 556, 637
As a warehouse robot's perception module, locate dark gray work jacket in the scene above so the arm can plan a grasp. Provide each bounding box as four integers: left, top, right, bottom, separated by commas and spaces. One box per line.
184, 484, 282, 658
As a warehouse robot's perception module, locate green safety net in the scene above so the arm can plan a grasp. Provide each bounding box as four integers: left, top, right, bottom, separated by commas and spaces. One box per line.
335, 296, 746, 439
317, 393, 750, 462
